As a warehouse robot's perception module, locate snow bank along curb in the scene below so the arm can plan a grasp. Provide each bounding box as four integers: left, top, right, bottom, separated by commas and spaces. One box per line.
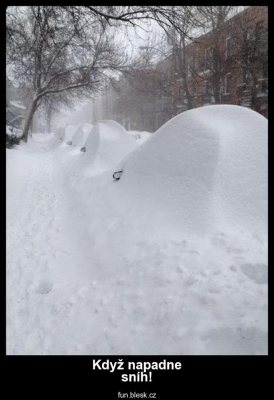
117, 105, 267, 237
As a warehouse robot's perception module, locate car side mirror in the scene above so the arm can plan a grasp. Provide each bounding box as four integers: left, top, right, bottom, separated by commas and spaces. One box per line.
113, 170, 123, 181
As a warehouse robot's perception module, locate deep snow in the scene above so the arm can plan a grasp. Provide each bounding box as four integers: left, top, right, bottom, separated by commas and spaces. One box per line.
129, 130, 152, 145
63, 124, 81, 144
6, 107, 268, 355
71, 123, 93, 149
117, 105, 267, 237
83, 120, 138, 175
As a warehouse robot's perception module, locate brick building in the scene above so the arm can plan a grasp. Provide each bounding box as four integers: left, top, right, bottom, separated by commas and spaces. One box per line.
159, 5, 268, 128
92, 6, 268, 132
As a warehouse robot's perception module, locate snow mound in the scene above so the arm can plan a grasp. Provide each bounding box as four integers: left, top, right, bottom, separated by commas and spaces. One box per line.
84, 120, 138, 174
129, 130, 152, 145
63, 124, 81, 144
7, 121, 268, 355
117, 105, 267, 236
71, 123, 93, 148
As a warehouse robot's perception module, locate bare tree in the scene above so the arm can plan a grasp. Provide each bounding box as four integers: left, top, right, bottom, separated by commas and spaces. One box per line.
40, 92, 75, 133
112, 67, 173, 131
6, 6, 125, 142
69, 6, 196, 38
168, 9, 198, 111
190, 6, 241, 104
233, 15, 268, 112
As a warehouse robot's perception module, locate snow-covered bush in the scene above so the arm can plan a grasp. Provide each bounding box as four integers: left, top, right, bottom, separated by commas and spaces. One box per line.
6, 125, 22, 148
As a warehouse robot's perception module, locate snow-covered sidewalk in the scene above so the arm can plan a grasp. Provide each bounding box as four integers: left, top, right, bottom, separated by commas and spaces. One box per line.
7, 134, 92, 354
6, 133, 268, 355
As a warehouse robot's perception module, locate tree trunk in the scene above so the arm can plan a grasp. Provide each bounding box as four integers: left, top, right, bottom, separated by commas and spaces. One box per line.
47, 105, 52, 133
47, 119, 51, 133
181, 38, 193, 110
21, 100, 38, 142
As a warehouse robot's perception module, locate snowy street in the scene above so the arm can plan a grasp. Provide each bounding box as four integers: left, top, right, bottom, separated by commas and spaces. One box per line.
6, 5, 268, 361
7, 126, 268, 355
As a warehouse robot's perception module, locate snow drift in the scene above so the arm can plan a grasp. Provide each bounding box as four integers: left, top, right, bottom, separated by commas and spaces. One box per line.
116, 105, 267, 236
7, 121, 268, 355
71, 123, 93, 149
63, 124, 81, 144
83, 120, 138, 174
129, 130, 152, 145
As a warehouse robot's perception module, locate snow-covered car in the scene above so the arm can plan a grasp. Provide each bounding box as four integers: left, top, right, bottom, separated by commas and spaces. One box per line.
115, 105, 267, 237
71, 123, 93, 152
128, 130, 152, 145
83, 120, 138, 174
63, 124, 81, 145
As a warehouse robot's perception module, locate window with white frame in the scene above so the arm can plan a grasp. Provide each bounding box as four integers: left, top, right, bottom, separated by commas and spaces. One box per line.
225, 73, 231, 94
262, 63, 268, 92
244, 26, 252, 41
256, 21, 264, 42
204, 80, 213, 103
243, 68, 250, 88
188, 58, 194, 77
226, 36, 232, 59
178, 87, 185, 101
205, 47, 212, 70
204, 80, 212, 95
162, 94, 170, 107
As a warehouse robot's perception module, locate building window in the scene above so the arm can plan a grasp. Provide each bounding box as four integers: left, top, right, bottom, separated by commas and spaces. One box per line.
242, 68, 250, 90
244, 26, 252, 41
178, 87, 185, 101
261, 79, 268, 93
204, 80, 213, 103
261, 63, 268, 93
204, 80, 213, 95
263, 62, 268, 79
225, 73, 231, 94
205, 47, 213, 70
187, 63, 191, 77
162, 94, 170, 108
226, 36, 232, 59
256, 21, 265, 42
188, 58, 194, 77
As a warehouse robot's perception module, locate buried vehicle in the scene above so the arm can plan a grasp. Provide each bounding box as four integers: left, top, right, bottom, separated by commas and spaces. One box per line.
71, 123, 93, 152
114, 105, 267, 236
83, 120, 138, 175
63, 124, 81, 145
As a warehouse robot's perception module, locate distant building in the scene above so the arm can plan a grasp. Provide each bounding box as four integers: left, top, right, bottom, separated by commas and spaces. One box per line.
92, 6, 268, 132
157, 5, 268, 129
